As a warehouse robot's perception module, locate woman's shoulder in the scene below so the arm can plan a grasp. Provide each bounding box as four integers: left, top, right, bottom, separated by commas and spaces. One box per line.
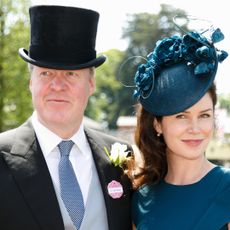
209, 166, 230, 227
216, 165, 230, 182
214, 166, 230, 200
218, 165, 230, 173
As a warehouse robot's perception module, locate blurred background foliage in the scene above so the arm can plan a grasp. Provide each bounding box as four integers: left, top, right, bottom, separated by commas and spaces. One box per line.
0, 1, 230, 132
0, 0, 32, 131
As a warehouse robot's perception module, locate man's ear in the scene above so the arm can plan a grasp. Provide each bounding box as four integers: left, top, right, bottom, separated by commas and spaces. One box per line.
89, 75, 96, 95
29, 79, 32, 93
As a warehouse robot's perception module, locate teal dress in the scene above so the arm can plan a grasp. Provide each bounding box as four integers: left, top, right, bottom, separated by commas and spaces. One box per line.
132, 166, 230, 230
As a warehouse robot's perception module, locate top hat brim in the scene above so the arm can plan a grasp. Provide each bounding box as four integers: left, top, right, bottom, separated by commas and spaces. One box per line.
19, 48, 106, 70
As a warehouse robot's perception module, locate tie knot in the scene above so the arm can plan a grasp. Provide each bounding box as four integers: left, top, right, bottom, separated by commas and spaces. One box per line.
58, 140, 74, 157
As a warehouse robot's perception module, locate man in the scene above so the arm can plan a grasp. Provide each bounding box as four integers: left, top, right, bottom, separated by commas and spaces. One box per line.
0, 5, 132, 230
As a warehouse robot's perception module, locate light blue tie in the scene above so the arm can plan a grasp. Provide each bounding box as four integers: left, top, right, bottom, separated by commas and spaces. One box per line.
58, 140, 85, 229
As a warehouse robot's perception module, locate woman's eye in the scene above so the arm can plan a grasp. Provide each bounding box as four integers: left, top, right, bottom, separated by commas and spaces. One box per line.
200, 113, 211, 118
175, 114, 185, 119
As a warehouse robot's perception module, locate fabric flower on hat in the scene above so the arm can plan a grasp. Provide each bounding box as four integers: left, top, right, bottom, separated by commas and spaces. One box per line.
152, 35, 182, 67
134, 28, 228, 100
134, 64, 154, 99
211, 28, 224, 43
217, 50, 228, 62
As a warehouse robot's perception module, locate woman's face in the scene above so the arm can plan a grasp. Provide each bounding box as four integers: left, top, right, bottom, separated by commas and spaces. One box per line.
154, 93, 214, 161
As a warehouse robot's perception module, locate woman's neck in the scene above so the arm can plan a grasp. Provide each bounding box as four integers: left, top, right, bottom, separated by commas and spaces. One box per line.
165, 156, 215, 185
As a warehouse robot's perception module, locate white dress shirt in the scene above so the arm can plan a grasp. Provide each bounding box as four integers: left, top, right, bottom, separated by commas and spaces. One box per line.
31, 111, 94, 230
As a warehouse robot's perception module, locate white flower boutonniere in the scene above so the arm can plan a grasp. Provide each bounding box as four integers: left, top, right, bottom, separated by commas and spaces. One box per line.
104, 142, 129, 167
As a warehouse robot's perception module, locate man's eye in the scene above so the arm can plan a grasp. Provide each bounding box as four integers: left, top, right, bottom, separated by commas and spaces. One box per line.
66, 72, 78, 78
40, 71, 51, 77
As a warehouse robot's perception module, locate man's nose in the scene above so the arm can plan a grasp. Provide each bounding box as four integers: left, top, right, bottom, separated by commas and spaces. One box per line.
50, 75, 66, 90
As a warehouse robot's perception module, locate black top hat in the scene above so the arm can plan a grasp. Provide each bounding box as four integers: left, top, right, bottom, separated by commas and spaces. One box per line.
19, 5, 106, 69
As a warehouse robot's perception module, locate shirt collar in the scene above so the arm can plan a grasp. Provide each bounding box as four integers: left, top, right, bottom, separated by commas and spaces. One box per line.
31, 111, 88, 157
71, 124, 89, 157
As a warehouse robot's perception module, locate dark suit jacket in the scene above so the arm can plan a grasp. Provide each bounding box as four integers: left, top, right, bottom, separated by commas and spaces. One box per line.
0, 118, 132, 230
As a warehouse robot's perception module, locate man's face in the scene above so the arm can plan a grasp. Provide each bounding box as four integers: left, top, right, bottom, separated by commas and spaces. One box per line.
29, 66, 95, 134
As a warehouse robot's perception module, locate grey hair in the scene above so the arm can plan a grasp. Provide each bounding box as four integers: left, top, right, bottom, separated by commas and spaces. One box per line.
28, 63, 34, 73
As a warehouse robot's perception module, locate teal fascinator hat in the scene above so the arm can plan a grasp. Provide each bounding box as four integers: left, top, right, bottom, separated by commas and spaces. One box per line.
134, 25, 228, 116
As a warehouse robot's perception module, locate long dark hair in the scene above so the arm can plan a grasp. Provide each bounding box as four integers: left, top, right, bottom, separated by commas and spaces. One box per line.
128, 83, 217, 188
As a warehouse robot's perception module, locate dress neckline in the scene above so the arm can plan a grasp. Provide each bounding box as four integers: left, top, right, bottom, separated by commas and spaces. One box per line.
162, 165, 220, 187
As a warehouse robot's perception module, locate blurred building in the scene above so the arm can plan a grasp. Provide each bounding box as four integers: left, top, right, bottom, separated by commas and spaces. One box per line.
83, 116, 105, 131
206, 108, 230, 166
115, 116, 137, 144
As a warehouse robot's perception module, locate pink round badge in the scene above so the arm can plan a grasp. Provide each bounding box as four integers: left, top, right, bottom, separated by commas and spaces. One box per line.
107, 180, 124, 199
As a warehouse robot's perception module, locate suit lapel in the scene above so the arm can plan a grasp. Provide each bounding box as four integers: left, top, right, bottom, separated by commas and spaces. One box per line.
84, 127, 132, 230
2, 120, 64, 230
84, 127, 112, 195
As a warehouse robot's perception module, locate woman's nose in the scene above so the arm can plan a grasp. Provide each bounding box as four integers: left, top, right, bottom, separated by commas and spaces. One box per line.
188, 119, 200, 133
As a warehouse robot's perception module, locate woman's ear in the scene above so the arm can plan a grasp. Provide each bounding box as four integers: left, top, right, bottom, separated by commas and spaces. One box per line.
153, 118, 162, 134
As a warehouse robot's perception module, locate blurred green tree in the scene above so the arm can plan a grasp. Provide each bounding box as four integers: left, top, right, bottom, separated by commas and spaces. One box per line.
86, 49, 124, 129
115, 4, 188, 121
0, 0, 31, 131
219, 94, 230, 115
91, 4, 186, 128
86, 4, 188, 129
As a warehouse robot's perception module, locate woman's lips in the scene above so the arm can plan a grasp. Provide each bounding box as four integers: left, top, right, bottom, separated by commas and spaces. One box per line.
182, 139, 203, 147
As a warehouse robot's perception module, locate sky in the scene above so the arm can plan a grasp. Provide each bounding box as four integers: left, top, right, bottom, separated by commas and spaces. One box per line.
32, 0, 230, 95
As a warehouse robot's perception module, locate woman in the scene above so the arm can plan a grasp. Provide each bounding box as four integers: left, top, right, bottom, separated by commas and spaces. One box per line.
128, 27, 230, 229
